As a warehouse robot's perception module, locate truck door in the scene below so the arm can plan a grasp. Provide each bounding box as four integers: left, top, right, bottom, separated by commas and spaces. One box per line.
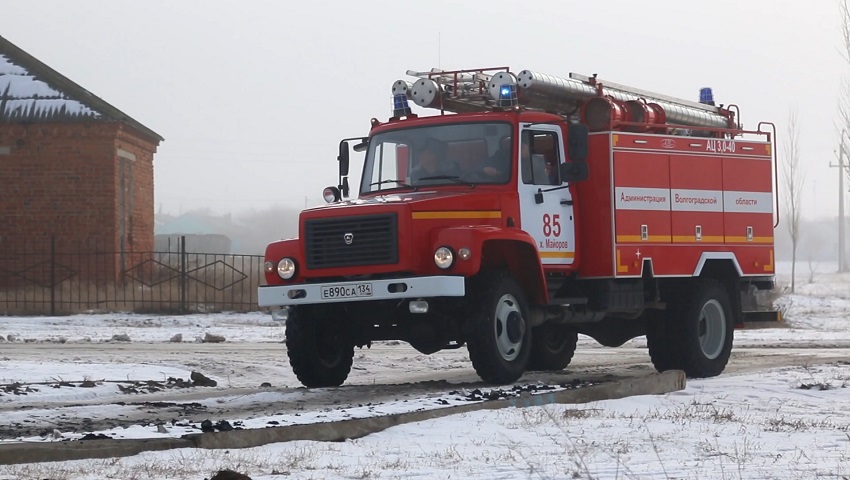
517, 126, 576, 266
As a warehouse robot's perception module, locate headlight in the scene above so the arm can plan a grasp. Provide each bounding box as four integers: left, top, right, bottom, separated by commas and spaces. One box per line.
277, 258, 296, 279
434, 247, 454, 269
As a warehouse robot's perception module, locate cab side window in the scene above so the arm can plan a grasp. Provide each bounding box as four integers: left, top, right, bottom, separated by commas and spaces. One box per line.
520, 131, 561, 186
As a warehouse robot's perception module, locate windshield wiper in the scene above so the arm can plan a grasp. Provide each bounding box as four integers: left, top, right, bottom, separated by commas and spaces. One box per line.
370, 179, 414, 189
417, 175, 475, 187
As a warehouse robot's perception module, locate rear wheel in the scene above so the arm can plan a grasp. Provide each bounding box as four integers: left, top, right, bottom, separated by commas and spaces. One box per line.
527, 323, 578, 371
466, 272, 531, 384
646, 310, 676, 372
285, 306, 354, 388
647, 280, 734, 378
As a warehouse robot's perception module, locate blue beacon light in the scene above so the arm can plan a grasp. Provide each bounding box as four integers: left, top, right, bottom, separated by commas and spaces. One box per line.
699, 87, 715, 106
497, 84, 518, 107
393, 93, 412, 117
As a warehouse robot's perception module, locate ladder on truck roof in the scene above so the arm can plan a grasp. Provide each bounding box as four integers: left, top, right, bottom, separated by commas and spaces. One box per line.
393, 66, 739, 133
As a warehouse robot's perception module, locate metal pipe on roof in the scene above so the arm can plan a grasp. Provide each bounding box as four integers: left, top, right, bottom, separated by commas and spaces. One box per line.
516, 70, 732, 129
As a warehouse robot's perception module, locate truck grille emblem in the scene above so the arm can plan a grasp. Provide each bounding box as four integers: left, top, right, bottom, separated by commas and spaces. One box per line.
344, 233, 354, 245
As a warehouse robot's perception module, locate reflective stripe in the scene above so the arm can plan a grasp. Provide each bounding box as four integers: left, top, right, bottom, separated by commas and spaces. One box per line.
412, 211, 501, 220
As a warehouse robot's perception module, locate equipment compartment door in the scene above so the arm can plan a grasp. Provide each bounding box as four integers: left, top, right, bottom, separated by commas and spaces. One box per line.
517, 125, 576, 266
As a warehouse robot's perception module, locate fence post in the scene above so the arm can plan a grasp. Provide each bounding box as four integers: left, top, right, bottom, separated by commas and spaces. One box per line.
180, 235, 187, 313
50, 236, 56, 316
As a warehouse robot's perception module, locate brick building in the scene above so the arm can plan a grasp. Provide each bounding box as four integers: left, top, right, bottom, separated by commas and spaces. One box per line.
0, 35, 163, 280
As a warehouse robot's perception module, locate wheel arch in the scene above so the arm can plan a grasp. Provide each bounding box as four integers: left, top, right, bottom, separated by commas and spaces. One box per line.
692, 256, 744, 326
693, 253, 743, 278
432, 226, 547, 305
480, 239, 547, 305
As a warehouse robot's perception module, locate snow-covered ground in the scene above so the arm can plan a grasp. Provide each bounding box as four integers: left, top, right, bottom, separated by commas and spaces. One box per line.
3, 364, 850, 480
0, 262, 848, 479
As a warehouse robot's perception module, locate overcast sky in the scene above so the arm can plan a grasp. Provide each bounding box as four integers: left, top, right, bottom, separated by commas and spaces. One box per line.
2, 0, 846, 220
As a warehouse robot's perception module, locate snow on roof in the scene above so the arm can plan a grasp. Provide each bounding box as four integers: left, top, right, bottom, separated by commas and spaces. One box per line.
0, 53, 101, 120
0, 36, 163, 142
0, 54, 26, 75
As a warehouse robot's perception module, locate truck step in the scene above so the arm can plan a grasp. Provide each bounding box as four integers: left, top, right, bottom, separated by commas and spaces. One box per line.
547, 296, 588, 306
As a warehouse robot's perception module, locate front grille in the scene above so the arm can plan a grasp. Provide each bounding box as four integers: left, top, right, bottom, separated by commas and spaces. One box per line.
304, 213, 398, 269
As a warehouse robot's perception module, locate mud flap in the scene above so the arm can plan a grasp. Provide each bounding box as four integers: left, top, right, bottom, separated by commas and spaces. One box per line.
740, 310, 782, 324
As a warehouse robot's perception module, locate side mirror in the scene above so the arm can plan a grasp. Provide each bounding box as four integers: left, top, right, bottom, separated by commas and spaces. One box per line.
338, 141, 350, 176
560, 161, 589, 183
568, 124, 589, 162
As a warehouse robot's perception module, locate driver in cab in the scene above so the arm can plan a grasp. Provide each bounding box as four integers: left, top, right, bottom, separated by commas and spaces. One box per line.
410, 143, 458, 182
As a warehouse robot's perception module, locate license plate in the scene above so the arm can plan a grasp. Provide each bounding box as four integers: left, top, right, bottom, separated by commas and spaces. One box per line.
321, 283, 373, 299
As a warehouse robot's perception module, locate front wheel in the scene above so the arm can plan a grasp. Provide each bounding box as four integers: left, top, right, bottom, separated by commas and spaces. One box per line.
647, 280, 734, 378
285, 306, 355, 388
466, 272, 532, 384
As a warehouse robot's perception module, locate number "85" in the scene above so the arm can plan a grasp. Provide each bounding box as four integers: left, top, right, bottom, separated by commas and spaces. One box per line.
543, 213, 561, 237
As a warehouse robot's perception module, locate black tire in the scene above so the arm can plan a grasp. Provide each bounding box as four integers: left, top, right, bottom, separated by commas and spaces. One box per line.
285, 306, 354, 388
527, 323, 578, 371
647, 280, 734, 378
466, 272, 532, 384
645, 309, 677, 372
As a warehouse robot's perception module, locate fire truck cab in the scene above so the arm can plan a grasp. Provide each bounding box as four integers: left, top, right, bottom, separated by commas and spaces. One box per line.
259, 67, 777, 388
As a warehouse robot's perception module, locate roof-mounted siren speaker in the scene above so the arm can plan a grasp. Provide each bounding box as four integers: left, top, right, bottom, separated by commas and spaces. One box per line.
581, 96, 628, 132
391, 80, 413, 117
487, 72, 519, 108
623, 99, 666, 132
410, 78, 443, 109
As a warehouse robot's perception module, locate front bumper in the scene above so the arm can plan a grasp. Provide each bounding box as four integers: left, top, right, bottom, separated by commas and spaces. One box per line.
257, 275, 466, 307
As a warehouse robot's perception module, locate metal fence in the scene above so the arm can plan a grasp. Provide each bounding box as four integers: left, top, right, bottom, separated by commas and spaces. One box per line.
0, 236, 264, 315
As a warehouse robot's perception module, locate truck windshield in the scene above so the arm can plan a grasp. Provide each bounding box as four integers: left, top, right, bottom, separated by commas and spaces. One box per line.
359, 122, 513, 195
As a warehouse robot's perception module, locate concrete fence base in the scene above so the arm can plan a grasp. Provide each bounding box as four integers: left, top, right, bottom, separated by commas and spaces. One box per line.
0, 370, 685, 465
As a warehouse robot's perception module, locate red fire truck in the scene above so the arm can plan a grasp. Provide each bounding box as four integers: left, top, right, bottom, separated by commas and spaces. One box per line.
259, 67, 777, 387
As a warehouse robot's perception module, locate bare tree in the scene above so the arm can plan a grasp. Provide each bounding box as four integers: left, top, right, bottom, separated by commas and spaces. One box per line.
783, 109, 804, 293
807, 254, 819, 284
840, 0, 850, 133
